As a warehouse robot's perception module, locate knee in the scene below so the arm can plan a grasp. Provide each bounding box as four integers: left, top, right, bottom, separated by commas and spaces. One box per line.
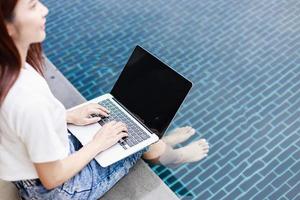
142, 140, 167, 160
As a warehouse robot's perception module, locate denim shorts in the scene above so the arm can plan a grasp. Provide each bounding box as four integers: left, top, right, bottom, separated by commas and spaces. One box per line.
12, 133, 149, 200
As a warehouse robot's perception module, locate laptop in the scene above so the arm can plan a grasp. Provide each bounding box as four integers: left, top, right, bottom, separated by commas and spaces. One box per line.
67, 45, 193, 167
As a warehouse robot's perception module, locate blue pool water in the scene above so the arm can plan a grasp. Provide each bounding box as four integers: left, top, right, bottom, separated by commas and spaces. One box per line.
43, 0, 300, 199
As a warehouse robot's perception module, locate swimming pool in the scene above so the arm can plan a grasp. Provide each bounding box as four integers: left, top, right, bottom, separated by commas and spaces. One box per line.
43, 0, 300, 199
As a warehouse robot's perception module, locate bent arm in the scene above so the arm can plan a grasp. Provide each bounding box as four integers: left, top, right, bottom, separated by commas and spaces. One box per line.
34, 140, 102, 190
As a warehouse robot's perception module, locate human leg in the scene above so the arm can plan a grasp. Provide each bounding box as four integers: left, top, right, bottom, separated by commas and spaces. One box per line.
143, 136, 209, 167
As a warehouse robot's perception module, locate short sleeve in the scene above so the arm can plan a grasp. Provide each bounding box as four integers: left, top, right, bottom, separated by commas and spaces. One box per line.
13, 99, 68, 163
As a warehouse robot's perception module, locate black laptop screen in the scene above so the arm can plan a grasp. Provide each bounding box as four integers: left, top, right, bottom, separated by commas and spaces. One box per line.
111, 46, 192, 138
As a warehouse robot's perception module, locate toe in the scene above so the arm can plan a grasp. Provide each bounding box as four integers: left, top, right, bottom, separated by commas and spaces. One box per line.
202, 146, 209, 150
188, 128, 196, 135
199, 154, 208, 160
201, 143, 209, 148
198, 139, 207, 145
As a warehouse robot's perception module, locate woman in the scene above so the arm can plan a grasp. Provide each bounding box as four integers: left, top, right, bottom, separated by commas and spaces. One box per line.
0, 0, 209, 199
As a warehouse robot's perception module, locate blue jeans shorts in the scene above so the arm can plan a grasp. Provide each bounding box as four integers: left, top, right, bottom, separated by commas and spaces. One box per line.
12, 133, 149, 200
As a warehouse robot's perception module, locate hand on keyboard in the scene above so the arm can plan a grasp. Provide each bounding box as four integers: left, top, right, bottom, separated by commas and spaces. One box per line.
92, 121, 128, 152
67, 103, 110, 126
95, 99, 151, 150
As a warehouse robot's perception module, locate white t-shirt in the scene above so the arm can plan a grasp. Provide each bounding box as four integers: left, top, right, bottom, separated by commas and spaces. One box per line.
0, 62, 70, 181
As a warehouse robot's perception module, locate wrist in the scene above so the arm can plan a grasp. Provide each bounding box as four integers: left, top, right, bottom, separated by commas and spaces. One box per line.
66, 110, 76, 124
89, 139, 104, 154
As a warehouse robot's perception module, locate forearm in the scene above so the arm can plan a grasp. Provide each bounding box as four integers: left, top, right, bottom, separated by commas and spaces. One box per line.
39, 140, 102, 189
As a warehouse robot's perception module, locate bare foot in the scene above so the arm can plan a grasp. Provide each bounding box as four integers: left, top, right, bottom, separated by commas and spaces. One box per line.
162, 126, 196, 147
174, 139, 209, 164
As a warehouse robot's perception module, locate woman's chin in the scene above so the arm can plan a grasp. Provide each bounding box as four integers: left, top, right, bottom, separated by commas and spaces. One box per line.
35, 31, 46, 42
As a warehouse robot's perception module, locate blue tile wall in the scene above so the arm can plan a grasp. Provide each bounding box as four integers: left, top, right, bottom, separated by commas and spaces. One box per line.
43, 0, 300, 199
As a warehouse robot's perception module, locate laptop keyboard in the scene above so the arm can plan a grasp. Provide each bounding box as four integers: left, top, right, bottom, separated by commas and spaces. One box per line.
91, 99, 150, 150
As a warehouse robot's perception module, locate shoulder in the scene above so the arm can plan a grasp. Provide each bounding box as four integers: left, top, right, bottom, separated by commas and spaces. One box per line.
2, 92, 50, 121
1, 75, 52, 120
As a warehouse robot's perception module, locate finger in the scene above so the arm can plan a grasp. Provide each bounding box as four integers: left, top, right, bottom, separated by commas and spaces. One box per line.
113, 122, 126, 129
114, 124, 128, 133
93, 103, 110, 114
114, 121, 127, 128
115, 121, 127, 127
117, 132, 129, 139
84, 117, 101, 125
112, 126, 126, 134
114, 126, 128, 134
89, 108, 109, 117
119, 126, 128, 133
118, 130, 129, 135
106, 120, 117, 127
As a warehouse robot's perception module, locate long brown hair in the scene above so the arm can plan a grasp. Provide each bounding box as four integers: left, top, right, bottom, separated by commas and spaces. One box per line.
0, 0, 44, 106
